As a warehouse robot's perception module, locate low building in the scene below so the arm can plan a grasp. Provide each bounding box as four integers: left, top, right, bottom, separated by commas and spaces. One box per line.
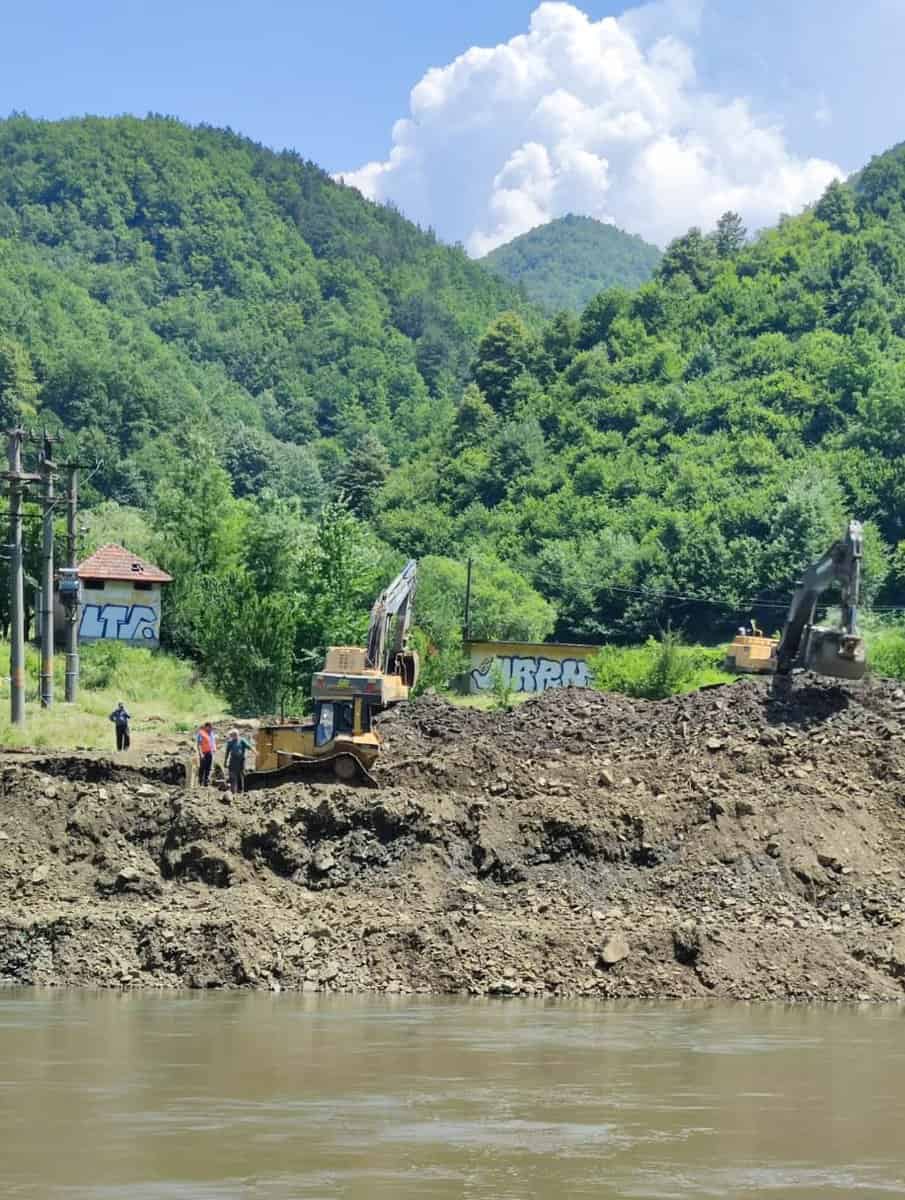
465, 639, 600, 695
68, 544, 172, 648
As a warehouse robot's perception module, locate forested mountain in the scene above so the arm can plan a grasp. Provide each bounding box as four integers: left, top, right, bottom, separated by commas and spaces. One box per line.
0, 114, 526, 503
375, 167, 905, 642
4, 113, 905, 712
481, 215, 662, 312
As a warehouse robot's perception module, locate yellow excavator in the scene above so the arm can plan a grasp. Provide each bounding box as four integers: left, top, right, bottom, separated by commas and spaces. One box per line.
247, 560, 419, 788
725, 520, 867, 681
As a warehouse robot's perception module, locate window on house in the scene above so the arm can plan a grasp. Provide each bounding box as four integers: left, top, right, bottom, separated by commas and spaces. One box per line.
134, 581, 153, 591
83, 579, 105, 591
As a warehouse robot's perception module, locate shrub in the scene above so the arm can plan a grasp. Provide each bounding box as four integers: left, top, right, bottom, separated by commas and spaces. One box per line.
865, 620, 905, 681
488, 659, 514, 710
590, 630, 733, 699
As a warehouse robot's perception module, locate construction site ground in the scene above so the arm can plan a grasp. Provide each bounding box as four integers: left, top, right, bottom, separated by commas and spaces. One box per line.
3, 675, 905, 1002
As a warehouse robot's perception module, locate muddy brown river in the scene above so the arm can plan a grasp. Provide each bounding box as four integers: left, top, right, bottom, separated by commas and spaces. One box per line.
2, 991, 904, 1198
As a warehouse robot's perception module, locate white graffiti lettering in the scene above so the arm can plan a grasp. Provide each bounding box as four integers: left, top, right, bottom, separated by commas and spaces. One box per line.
470, 655, 592, 694
80, 603, 159, 642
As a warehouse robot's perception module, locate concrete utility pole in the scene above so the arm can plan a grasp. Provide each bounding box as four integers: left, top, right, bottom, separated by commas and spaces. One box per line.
63, 464, 80, 703
6, 430, 27, 725
39, 433, 55, 708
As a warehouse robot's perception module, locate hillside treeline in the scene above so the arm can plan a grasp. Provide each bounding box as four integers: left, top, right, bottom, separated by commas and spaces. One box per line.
2, 116, 905, 707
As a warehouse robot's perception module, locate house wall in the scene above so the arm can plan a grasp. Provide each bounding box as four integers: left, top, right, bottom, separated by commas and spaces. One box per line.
465, 640, 600, 695
54, 581, 164, 647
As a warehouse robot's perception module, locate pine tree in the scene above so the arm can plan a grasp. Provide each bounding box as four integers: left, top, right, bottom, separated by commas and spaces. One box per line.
712, 211, 747, 257
334, 433, 390, 518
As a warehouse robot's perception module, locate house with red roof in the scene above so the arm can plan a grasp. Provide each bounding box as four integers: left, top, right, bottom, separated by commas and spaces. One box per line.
61, 544, 173, 648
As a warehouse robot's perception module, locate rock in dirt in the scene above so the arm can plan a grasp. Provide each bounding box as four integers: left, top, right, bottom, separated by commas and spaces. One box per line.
599, 932, 630, 965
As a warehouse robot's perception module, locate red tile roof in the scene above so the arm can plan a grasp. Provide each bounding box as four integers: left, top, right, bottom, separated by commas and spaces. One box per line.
77, 544, 172, 584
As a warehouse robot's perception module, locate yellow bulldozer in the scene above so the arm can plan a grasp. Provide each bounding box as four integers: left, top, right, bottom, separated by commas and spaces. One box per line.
246, 560, 418, 788
724, 619, 777, 675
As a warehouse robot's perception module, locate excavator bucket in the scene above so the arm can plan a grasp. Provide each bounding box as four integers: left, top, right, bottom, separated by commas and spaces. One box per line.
244, 751, 378, 791
805, 628, 867, 681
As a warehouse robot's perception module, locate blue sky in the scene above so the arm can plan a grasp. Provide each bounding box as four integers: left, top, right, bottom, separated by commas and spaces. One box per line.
2, 1, 904, 249
2, 0, 622, 168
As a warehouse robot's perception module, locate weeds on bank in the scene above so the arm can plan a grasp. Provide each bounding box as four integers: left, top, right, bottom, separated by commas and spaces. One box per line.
0, 641, 225, 750
590, 629, 734, 699
860, 615, 905, 682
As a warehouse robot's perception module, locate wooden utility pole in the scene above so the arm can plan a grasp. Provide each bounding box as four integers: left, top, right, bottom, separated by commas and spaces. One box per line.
39, 433, 55, 708
63, 464, 80, 703
6, 430, 27, 724
463, 557, 473, 642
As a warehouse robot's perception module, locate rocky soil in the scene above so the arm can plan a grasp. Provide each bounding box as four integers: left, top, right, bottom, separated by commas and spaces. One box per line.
3, 675, 905, 1000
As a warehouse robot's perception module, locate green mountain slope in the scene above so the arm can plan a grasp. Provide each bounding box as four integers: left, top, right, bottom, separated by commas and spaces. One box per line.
0, 114, 526, 503
481, 214, 662, 312
6, 113, 905, 707
376, 153, 905, 640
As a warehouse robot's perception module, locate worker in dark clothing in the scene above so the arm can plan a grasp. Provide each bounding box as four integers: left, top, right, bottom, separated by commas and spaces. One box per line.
109, 702, 131, 751
196, 722, 216, 787
224, 728, 253, 795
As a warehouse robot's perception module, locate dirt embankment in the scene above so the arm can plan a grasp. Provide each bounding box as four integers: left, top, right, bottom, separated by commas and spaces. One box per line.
3, 676, 905, 1001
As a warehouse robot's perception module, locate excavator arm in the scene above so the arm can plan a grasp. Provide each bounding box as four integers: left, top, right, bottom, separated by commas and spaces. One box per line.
366, 559, 418, 681
774, 520, 866, 680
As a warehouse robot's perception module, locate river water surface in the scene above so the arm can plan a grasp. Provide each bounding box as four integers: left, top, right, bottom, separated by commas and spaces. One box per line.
2, 991, 904, 1198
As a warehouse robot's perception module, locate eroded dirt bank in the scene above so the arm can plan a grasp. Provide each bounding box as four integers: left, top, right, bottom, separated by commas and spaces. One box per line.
3, 676, 905, 1000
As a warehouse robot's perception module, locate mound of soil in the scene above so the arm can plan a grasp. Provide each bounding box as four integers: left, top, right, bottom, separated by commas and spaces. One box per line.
3, 675, 905, 1000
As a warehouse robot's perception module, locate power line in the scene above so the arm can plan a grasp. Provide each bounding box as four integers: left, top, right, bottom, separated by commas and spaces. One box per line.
601, 581, 905, 614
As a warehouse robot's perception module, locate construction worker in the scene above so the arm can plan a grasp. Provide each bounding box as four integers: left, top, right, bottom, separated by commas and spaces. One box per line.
109, 702, 131, 751
196, 722, 216, 787
224, 728, 253, 795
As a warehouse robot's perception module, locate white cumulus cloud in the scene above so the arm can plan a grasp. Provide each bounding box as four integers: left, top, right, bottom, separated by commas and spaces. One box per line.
339, 1, 843, 254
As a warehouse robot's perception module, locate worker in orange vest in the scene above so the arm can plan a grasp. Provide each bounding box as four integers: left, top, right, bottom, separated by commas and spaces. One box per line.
196, 722, 217, 786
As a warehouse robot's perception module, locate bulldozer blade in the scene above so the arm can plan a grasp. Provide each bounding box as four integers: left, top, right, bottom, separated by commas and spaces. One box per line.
244, 751, 378, 790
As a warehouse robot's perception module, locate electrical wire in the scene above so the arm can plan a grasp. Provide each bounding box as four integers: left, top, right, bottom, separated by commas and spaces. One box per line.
601, 580, 905, 614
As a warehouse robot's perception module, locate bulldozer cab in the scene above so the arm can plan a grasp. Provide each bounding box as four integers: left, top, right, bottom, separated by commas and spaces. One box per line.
313, 698, 370, 746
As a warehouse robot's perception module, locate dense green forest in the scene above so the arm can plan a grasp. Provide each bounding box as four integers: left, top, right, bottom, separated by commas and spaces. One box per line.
386, 187, 905, 645
3, 114, 905, 711
0, 114, 526, 503
482, 214, 662, 312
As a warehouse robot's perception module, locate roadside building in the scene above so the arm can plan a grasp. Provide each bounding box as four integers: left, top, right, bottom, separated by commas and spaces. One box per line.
56, 544, 172, 648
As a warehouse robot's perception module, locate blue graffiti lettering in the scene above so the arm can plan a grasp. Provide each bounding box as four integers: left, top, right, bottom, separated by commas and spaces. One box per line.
470, 655, 591, 694
79, 603, 158, 642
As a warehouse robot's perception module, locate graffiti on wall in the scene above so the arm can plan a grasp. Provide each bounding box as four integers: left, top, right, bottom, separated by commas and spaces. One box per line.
80, 603, 159, 642
470, 655, 592, 694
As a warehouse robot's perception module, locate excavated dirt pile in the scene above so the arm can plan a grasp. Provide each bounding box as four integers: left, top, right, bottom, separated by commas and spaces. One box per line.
3, 675, 905, 1000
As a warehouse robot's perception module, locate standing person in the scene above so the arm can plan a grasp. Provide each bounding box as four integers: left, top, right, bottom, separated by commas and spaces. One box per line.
196, 722, 216, 787
223, 728, 253, 795
109, 702, 131, 751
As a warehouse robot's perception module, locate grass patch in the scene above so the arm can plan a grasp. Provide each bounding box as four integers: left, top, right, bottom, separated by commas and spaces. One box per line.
861, 616, 905, 682
0, 640, 226, 751
590, 631, 734, 699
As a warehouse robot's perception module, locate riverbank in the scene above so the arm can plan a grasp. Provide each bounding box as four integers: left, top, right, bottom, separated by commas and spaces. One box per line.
2, 676, 905, 1000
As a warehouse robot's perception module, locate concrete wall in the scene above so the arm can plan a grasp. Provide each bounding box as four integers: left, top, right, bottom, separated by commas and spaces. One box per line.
466, 640, 599, 695
54, 581, 164, 647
